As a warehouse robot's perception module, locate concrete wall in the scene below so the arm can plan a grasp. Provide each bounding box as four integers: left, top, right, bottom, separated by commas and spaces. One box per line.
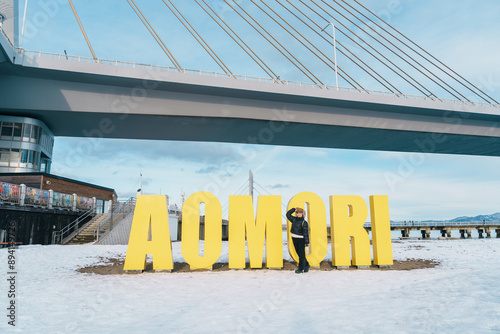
0, 205, 86, 245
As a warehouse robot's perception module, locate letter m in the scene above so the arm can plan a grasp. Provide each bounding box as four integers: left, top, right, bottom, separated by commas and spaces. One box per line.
228, 195, 283, 269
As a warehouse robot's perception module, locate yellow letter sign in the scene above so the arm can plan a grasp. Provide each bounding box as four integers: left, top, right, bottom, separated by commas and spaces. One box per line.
287, 192, 328, 267
228, 195, 283, 269
330, 195, 371, 267
124, 195, 173, 271
370, 195, 393, 266
181, 192, 222, 270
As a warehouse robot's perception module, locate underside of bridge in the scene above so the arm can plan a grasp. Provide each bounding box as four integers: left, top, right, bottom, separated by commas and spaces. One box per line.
1, 37, 500, 156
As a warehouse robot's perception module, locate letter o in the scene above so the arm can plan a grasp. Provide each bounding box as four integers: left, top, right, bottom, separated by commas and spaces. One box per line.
287, 192, 328, 267
181, 192, 222, 269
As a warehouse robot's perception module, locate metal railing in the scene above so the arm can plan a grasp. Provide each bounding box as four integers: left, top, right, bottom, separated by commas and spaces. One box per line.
14, 48, 500, 110
24, 186, 50, 207
363, 221, 500, 228
95, 197, 136, 242
0, 182, 20, 205
51, 207, 96, 244
0, 26, 14, 49
0, 181, 94, 211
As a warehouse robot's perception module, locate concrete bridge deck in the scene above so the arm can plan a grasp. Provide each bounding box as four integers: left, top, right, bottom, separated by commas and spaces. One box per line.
365, 222, 500, 239
1, 30, 500, 156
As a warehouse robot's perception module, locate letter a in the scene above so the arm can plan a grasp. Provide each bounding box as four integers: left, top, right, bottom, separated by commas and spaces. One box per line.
124, 195, 173, 271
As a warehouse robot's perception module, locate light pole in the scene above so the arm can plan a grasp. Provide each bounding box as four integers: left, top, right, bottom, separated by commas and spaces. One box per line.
322, 22, 338, 90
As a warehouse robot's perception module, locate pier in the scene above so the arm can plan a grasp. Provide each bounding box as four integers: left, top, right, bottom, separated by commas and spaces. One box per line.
364, 222, 500, 239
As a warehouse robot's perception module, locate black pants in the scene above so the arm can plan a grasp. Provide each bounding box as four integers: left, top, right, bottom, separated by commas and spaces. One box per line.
292, 237, 309, 270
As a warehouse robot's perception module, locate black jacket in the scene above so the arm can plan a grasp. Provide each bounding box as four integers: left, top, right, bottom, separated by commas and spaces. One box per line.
287, 208, 309, 244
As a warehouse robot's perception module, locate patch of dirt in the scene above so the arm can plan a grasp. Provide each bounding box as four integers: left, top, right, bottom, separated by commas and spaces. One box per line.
392, 259, 440, 270
408, 245, 426, 250
76, 258, 440, 275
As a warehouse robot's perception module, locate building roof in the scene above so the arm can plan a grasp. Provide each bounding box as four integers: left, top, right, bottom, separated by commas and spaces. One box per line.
0, 172, 116, 195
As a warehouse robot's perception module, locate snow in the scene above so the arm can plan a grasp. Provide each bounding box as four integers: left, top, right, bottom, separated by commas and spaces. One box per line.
1, 239, 500, 333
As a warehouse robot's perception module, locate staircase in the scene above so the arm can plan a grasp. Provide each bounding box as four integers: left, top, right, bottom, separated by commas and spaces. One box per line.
66, 214, 109, 245
63, 197, 136, 245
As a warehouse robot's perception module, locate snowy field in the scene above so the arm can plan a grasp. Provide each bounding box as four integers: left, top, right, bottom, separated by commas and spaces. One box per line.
1, 238, 500, 334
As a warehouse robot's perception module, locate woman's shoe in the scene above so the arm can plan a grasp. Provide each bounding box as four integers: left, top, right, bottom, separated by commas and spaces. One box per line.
295, 269, 303, 274
304, 265, 310, 273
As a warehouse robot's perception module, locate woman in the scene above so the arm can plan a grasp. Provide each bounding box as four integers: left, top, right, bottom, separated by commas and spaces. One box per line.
286, 207, 310, 273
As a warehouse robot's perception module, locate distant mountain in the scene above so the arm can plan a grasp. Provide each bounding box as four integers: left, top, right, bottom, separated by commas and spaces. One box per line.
448, 212, 500, 223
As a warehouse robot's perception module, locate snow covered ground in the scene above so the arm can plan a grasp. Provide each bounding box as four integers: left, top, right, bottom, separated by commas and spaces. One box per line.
1, 238, 500, 334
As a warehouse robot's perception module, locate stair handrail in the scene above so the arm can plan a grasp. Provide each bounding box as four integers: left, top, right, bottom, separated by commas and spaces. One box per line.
96, 197, 137, 243
95, 197, 136, 241
51, 207, 96, 244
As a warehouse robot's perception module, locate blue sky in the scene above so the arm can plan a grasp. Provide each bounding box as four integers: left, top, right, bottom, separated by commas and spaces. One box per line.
16, 0, 500, 221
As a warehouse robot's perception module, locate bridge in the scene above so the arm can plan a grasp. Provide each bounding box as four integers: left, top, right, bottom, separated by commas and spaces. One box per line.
1, 1, 499, 156
366, 222, 500, 239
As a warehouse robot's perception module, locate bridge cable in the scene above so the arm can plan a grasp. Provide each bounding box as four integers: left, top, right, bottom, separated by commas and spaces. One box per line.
267, 0, 394, 92
349, 0, 499, 104
312, 0, 444, 99
234, 180, 250, 197
283, 0, 429, 96
296, 0, 435, 98
225, 0, 323, 85
126, 0, 182, 71
277, 0, 400, 93
324, 0, 471, 102
254, 0, 361, 90
68, 0, 97, 62
313, 0, 467, 101
161, 0, 233, 77
226, 0, 322, 85
195, 0, 281, 82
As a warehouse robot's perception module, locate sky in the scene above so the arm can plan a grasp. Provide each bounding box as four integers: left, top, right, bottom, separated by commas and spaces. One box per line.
11, 0, 500, 221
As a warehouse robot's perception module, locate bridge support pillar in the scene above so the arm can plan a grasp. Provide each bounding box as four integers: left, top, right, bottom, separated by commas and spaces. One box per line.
459, 229, 466, 239
478, 229, 484, 238
440, 230, 446, 237
466, 228, 472, 239
485, 227, 491, 238
496, 229, 500, 238
446, 228, 451, 237
420, 229, 431, 239
401, 229, 410, 238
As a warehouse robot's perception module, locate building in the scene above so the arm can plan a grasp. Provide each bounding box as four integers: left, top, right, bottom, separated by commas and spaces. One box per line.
0, 172, 118, 245
0, 172, 117, 210
0, 115, 54, 173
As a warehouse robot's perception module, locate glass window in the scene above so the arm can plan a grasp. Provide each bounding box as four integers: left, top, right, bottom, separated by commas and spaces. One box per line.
1, 122, 13, 139
9, 149, 19, 167
37, 128, 43, 144
31, 126, 39, 143
0, 148, 9, 167
22, 124, 31, 141
41, 159, 49, 173
35, 151, 41, 170
19, 149, 28, 168
13, 123, 22, 140
28, 150, 35, 169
